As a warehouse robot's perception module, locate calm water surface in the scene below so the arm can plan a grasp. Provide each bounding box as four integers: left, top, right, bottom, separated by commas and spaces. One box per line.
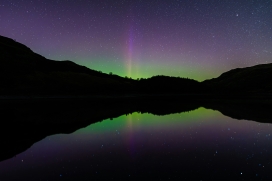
1, 107, 272, 180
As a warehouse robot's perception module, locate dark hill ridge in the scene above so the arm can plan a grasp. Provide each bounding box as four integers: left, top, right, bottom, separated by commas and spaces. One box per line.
0, 35, 132, 81
0, 35, 202, 95
0, 35, 136, 95
136, 75, 206, 94
1, 34, 271, 96
0, 35, 33, 53
203, 63, 272, 94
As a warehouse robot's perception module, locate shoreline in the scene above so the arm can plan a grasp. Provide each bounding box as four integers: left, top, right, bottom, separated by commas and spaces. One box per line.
0, 93, 272, 99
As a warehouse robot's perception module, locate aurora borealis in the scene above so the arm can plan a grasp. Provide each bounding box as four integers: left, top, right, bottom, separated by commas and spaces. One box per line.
1, 0, 272, 81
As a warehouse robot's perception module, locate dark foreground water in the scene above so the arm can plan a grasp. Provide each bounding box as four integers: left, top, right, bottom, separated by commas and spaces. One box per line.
0, 107, 272, 180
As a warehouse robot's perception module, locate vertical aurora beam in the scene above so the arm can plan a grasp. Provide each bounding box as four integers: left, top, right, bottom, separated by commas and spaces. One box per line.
124, 4, 135, 78
125, 25, 133, 78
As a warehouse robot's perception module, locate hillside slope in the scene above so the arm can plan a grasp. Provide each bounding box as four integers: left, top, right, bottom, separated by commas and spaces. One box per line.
0, 35, 135, 95
0, 35, 206, 96
203, 64, 272, 94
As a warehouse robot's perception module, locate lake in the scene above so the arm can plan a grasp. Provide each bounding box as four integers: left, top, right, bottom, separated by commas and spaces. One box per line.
0, 106, 272, 180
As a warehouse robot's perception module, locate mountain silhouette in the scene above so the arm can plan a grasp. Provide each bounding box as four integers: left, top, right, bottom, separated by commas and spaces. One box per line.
1, 34, 271, 96
136, 75, 208, 94
0, 35, 205, 95
0, 35, 136, 95
203, 63, 272, 95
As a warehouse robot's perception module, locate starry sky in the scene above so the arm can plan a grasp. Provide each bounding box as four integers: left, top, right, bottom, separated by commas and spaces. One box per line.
1, 0, 272, 81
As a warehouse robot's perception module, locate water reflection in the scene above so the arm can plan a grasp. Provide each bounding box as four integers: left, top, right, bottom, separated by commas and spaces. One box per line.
1, 107, 272, 180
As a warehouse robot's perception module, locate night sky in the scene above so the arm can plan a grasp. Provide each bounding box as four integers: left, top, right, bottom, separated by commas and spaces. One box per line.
1, 0, 272, 81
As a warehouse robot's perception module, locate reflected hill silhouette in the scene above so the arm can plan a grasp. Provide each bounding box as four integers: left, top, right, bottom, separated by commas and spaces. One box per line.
0, 97, 200, 162
202, 99, 272, 123
0, 97, 272, 162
